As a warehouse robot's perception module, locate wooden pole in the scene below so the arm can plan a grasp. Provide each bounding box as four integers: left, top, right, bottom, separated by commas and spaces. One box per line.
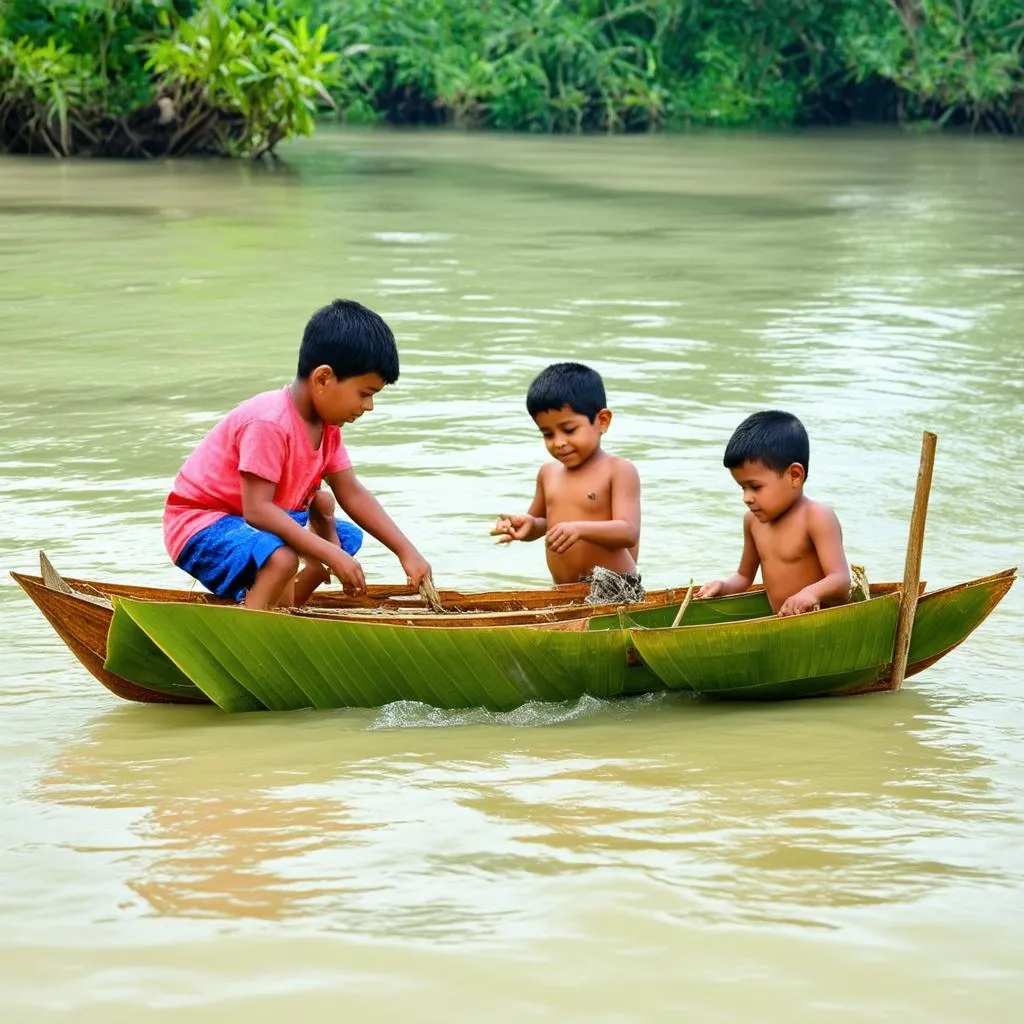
890, 430, 937, 691
670, 580, 695, 629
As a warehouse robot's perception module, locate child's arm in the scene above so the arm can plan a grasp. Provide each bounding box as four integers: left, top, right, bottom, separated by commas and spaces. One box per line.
325, 468, 432, 588
241, 473, 367, 592
545, 460, 640, 554
777, 505, 851, 616
696, 513, 760, 598
493, 470, 547, 543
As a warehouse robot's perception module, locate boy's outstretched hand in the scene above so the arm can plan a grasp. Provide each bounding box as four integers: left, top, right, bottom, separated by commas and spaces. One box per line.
697, 580, 724, 599
400, 549, 433, 589
492, 514, 536, 543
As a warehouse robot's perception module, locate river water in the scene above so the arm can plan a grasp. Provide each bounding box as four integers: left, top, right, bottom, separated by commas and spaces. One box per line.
1, 129, 1021, 1021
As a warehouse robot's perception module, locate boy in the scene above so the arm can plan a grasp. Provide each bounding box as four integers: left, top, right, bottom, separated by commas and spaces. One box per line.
493, 362, 642, 596
163, 299, 431, 610
697, 410, 850, 616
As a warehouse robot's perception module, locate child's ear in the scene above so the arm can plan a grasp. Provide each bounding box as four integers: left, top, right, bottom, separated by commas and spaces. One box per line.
787, 462, 806, 487
595, 408, 612, 433
311, 364, 335, 390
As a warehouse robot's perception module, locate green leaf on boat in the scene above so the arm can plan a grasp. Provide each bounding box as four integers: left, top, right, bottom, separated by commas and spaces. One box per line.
111, 597, 636, 713
105, 598, 212, 704
630, 593, 902, 700
100, 570, 1015, 713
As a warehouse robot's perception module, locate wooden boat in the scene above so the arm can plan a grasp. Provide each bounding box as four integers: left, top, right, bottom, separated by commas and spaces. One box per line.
17, 430, 1010, 713
12, 557, 1015, 711
11, 556, 695, 704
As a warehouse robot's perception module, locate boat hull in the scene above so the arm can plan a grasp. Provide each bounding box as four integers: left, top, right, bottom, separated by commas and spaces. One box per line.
629, 570, 1016, 700
11, 568, 691, 705
13, 566, 1015, 710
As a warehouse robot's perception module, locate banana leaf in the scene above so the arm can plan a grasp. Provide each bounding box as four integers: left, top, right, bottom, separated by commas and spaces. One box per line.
629, 593, 902, 700
109, 597, 635, 713
106, 601, 255, 708
905, 570, 1015, 674
588, 589, 773, 630
80, 570, 1020, 712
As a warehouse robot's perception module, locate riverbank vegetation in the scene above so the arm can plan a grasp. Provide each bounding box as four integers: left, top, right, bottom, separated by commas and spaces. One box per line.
1, 0, 1021, 158
0, 0, 337, 157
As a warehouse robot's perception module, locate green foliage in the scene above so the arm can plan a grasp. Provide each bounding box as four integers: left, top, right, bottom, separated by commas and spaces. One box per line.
0, 33, 100, 155
308, 0, 1022, 133
0, 0, 341, 156
145, 1, 339, 156
313, 0, 670, 131
1, 0, 1022, 155
840, 0, 1024, 130
2, 0, 187, 108
655, 1, 848, 126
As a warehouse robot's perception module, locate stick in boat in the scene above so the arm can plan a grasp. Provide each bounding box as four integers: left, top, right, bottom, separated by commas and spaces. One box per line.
890, 430, 937, 691
670, 580, 695, 628
418, 575, 446, 614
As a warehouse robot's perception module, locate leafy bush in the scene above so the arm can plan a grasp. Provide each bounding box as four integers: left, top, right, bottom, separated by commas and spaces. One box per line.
0, 0, 341, 156
1, 0, 1021, 156
0, 34, 100, 156
309, 0, 1022, 133
840, 0, 1024, 131
312, 0, 669, 132
145, 2, 338, 157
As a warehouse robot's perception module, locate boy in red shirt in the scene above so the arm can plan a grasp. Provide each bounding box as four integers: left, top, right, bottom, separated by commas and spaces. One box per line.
164, 299, 431, 610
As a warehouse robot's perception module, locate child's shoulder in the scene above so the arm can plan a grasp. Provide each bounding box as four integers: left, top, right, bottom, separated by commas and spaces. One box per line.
232, 386, 289, 417
803, 496, 840, 520
604, 452, 640, 483
218, 387, 293, 431
800, 497, 843, 537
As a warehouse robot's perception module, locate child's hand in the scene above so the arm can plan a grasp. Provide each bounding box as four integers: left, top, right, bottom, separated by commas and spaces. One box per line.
697, 580, 724, 599
492, 514, 534, 543
545, 521, 582, 554
778, 588, 821, 617
400, 550, 432, 589
327, 550, 366, 595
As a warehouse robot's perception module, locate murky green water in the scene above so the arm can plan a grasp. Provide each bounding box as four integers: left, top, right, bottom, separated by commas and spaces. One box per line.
1, 129, 1022, 1022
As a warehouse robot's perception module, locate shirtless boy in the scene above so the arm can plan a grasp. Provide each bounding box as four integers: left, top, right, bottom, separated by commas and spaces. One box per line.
492, 362, 642, 590
697, 410, 851, 616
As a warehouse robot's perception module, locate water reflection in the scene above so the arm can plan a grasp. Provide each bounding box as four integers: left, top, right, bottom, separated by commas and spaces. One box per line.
35, 690, 998, 935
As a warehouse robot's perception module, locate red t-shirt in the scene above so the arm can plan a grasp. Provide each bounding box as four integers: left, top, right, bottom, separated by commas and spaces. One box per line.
163, 386, 351, 561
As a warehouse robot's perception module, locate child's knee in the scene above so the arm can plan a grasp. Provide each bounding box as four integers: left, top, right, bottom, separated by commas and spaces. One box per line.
309, 490, 336, 522
264, 545, 299, 578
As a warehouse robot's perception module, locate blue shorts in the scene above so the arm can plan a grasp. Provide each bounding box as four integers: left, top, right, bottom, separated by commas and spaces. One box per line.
176, 510, 363, 602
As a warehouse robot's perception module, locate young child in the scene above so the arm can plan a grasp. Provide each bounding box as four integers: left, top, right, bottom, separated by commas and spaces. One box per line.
697, 410, 851, 616
163, 299, 431, 610
493, 362, 642, 597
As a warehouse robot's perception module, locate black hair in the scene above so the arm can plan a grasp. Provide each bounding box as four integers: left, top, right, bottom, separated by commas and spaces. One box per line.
297, 299, 399, 383
723, 410, 810, 477
526, 362, 607, 422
